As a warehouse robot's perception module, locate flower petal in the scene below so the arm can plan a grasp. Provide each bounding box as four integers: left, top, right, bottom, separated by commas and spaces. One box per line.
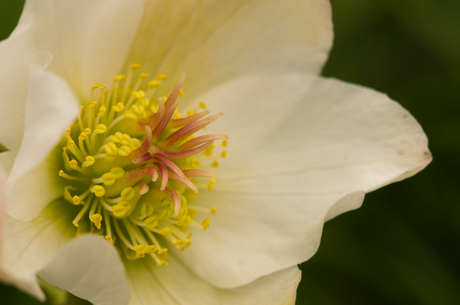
39, 235, 130, 305
124, 255, 300, 305
7, 66, 78, 221
0, 199, 75, 300
41, 0, 144, 99
179, 73, 431, 288
126, 0, 333, 99
0, 0, 143, 150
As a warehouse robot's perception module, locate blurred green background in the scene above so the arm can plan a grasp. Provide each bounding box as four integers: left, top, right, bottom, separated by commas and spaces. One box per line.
1, 0, 458, 304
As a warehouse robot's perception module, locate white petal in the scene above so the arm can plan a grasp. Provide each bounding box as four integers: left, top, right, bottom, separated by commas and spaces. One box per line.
124, 255, 300, 305
39, 235, 130, 305
7, 66, 78, 221
42, 0, 144, 99
0, 0, 143, 151
179, 73, 431, 288
0, 199, 76, 300
126, 0, 333, 100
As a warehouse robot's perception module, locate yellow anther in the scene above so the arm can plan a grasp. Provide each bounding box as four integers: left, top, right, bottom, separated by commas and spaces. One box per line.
211, 161, 219, 168
130, 63, 141, 70
146, 245, 157, 253
211, 206, 217, 215
144, 216, 159, 229
158, 227, 173, 235
201, 218, 210, 230
221, 150, 227, 158
93, 124, 107, 135
174, 109, 181, 119
139, 98, 150, 106
113, 74, 125, 82
179, 89, 185, 96
64, 128, 71, 137
111, 132, 123, 143
83, 156, 95, 167
133, 244, 147, 257
112, 204, 127, 218
104, 142, 118, 156
117, 145, 132, 157
69, 160, 78, 169
157, 248, 168, 255
121, 133, 131, 145
172, 239, 182, 246
121, 187, 136, 200
88, 101, 97, 108
157, 260, 168, 267
141, 202, 154, 216
112, 102, 125, 112
132, 104, 145, 115
187, 109, 194, 116
222, 139, 228, 147
92, 83, 102, 89
124, 111, 138, 120
105, 236, 114, 244
84, 128, 91, 136
90, 213, 103, 229
100, 85, 107, 91
199, 101, 207, 109
72, 195, 81, 205
161, 95, 167, 103
207, 178, 216, 191
147, 80, 161, 89
186, 232, 193, 239
92, 185, 106, 197
78, 132, 87, 141
139, 73, 149, 79
204, 144, 215, 157
156, 74, 167, 80
97, 106, 106, 117
132, 90, 146, 99
102, 172, 116, 186
111, 167, 125, 179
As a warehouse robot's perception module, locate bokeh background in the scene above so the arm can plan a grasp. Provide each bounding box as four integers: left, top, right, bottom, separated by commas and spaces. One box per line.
1, 0, 459, 304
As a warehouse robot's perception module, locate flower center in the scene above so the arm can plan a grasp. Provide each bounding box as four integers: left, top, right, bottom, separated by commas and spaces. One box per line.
58, 64, 227, 266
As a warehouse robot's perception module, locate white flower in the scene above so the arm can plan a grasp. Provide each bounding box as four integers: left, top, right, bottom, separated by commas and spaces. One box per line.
0, 0, 431, 304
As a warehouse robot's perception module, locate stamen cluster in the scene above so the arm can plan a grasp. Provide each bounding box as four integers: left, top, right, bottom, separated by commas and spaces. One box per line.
59, 64, 227, 266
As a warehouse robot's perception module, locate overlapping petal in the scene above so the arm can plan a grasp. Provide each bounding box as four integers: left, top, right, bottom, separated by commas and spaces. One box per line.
126, 0, 333, 100
0, 199, 76, 299
39, 235, 130, 305
178, 73, 431, 288
124, 255, 300, 305
0, 0, 144, 151
7, 66, 78, 221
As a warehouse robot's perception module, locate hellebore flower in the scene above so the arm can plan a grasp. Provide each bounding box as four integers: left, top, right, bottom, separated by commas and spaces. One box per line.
0, 0, 431, 304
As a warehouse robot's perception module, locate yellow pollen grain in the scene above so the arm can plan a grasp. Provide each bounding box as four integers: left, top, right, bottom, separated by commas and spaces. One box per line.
179, 89, 185, 96
207, 178, 215, 191
211, 206, 217, 215
221, 150, 227, 158
199, 101, 207, 109
187, 109, 194, 116
211, 161, 219, 168
222, 139, 228, 147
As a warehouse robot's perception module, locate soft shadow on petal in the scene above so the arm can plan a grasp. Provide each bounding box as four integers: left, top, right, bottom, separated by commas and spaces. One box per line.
42, 0, 144, 100
7, 66, 78, 221
39, 235, 130, 305
0, 0, 143, 151
124, 254, 300, 305
0, 199, 76, 300
126, 0, 333, 100
179, 73, 431, 288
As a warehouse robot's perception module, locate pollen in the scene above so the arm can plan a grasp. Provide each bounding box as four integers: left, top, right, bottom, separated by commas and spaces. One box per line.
58, 65, 226, 266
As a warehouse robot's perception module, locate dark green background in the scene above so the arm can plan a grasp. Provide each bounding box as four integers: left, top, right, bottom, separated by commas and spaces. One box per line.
1, 1, 459, 304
